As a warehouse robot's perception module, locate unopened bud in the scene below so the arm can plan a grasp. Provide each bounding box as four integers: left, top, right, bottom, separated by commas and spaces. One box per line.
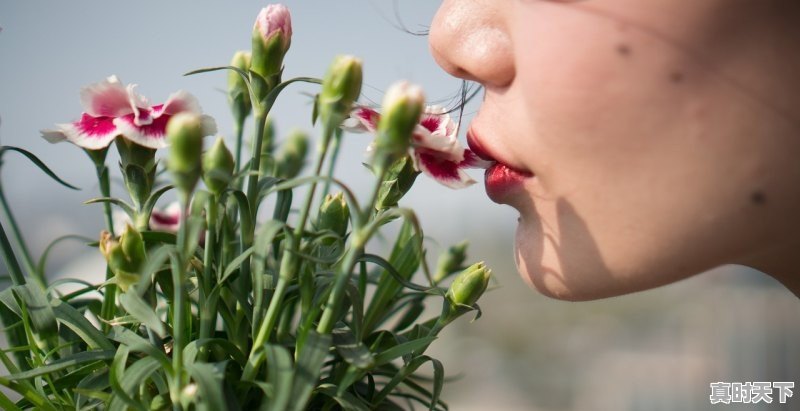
101, 225, 146, 292
275, 128, 309, 179
446, 262, 491, 308
318, 55, 363, 130
228, 51, 252, 124
167, 112, 205, 194
251, 4, 292, 81
203, 137, 235, 195
433, 241, 468, 284
374, 81, 424, 170
317, 192, 349, 240
374, 155, 419, 210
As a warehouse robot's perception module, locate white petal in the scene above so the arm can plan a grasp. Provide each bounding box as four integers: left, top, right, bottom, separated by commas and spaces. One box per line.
79, 76, 134, 118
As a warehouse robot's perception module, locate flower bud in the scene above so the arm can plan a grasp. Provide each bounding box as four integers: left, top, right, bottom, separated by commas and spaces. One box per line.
318, 55, 363, 130
275, 128, 309, 179
373, 81, 424, 171
445, 261, 491, 309
228, 50, 252, 124
251, 4, 292, 81
203, 137, 235, 195
167, 112, 205, 194
317, 192, 349, 240
101, 225, 146, 292
115, 138, 157, 210
433, 241, 468, 284
374, 155, 419, 210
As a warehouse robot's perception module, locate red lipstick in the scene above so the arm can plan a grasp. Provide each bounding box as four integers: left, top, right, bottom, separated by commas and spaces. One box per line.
467, 129, 533, 204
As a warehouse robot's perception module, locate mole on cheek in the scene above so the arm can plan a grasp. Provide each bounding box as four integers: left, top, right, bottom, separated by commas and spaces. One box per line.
750, 190, 766, 206
670, 71, 684, 83
616, 43, 631, 56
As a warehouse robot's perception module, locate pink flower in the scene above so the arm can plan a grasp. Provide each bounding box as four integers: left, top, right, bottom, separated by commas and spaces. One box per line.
112, 202, 182, 234
342, 105, 491, 188
42, 75, 216, 150
255, 4, 292, 48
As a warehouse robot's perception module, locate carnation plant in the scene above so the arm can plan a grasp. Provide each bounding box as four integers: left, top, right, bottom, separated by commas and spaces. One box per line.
0, 4, 492, 410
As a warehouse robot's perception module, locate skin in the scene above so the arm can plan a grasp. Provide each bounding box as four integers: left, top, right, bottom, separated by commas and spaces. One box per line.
428, 0, 800, 300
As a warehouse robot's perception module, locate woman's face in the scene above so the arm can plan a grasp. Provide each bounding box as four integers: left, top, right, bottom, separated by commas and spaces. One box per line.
429, 0, 800, 300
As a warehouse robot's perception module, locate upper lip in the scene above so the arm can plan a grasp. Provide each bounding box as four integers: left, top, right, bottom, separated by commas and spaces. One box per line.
466, 128, 496, 162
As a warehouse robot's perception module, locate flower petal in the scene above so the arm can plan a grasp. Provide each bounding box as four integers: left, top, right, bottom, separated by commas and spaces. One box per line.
114, 113, 170, 149
152, 90, 203, 118
415, 150, 476, 189
411, 124, 463, 163
126, 84, 153, 126
150, 202, 182, 232
460, 149, 493, 169
48, 114, 119, 150
341, 107, 379, 133
79, 75, 135, 118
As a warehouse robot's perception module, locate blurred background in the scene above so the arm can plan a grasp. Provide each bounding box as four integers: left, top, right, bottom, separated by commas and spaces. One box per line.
1, 1, 797, 410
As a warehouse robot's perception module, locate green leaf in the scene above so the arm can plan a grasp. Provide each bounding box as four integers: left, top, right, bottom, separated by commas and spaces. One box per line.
186, 361, 232, 411
373, 336, 437, 367
332, 328, 374, 369
51, 299, 114, 350
289, 331, 331, 411
372, 355, 442, 407
183, 338, 247, 367
264, 343, 293, 411
142, 184, 175, 219
108, 346, 146, 411
118, 291, 166, 337
5, 349, 114, 380
12, 283, 58, 340
109, 326, 172, 372
74, 369, 110, 409
84, 197, 135, 219
314, 384, 370, 411
0, 389, 22, 411
0, 375, 58, 411
0, 146, 79, 190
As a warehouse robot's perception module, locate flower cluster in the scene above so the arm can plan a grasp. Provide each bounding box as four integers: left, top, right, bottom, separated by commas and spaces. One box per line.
41, 75, 216, 150
343, 104, 491, 188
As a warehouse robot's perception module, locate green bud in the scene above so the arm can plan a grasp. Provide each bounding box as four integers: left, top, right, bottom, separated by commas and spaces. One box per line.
317, 192, 350, 239
115, 138, 157, 209
167, 112, 205, 194
251, 5, 292, 90
445, 261, 491, 309
203, 137, 235, 195
374, 81, 424, 172
228, 51, 252, 124
374, 155, 420, 210
100, 226, 146, 292
433, 241, 469, 284
275, 128, 309, 179
318, 55, 363, 130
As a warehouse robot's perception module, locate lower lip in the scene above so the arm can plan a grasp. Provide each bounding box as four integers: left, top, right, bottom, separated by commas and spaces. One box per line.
485, 163, 533, 204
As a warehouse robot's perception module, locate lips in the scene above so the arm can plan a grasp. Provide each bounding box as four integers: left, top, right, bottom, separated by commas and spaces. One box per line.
467, 129, 534, 204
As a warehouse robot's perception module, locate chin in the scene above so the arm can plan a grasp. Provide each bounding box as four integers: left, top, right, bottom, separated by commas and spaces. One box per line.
513, 220, 689, 302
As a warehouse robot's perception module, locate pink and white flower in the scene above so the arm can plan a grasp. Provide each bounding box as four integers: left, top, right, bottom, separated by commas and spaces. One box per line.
113, 202, 183, 235
342, 105, 491, 189
42, 75, 216, 150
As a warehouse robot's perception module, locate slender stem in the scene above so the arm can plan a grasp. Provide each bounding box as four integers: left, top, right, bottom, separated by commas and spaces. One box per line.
0, 220, 25, 286
96, 165, 118, 332
243, 127, 335, 382
171, 192, 191, 407
0, 185, 42, 288
245, 109, 269, 214
233, 120, 245, 185
198, 195, 219, 361
316, 165, 386, 335
320, 129, 341, 202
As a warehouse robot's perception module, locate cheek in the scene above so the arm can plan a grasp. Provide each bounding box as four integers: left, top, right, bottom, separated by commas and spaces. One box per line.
507, 4, 779, 299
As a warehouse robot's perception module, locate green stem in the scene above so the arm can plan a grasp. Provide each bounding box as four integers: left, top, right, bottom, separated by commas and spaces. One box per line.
198, 195, 219, 361
316, 163, 387, 335
243, 126, 335, 382
96, 165, 118, 333
233, 120, 245, 184
0, 219, 25, 286
171, 193, 191, 407
0, 184, 42, 288
320, 129, 342, 202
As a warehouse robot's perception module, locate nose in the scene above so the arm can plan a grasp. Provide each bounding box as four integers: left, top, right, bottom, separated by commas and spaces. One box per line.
429, 0, 515, 88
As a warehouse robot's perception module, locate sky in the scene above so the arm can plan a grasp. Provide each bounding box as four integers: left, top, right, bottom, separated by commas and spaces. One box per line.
0, 0, 519, 267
